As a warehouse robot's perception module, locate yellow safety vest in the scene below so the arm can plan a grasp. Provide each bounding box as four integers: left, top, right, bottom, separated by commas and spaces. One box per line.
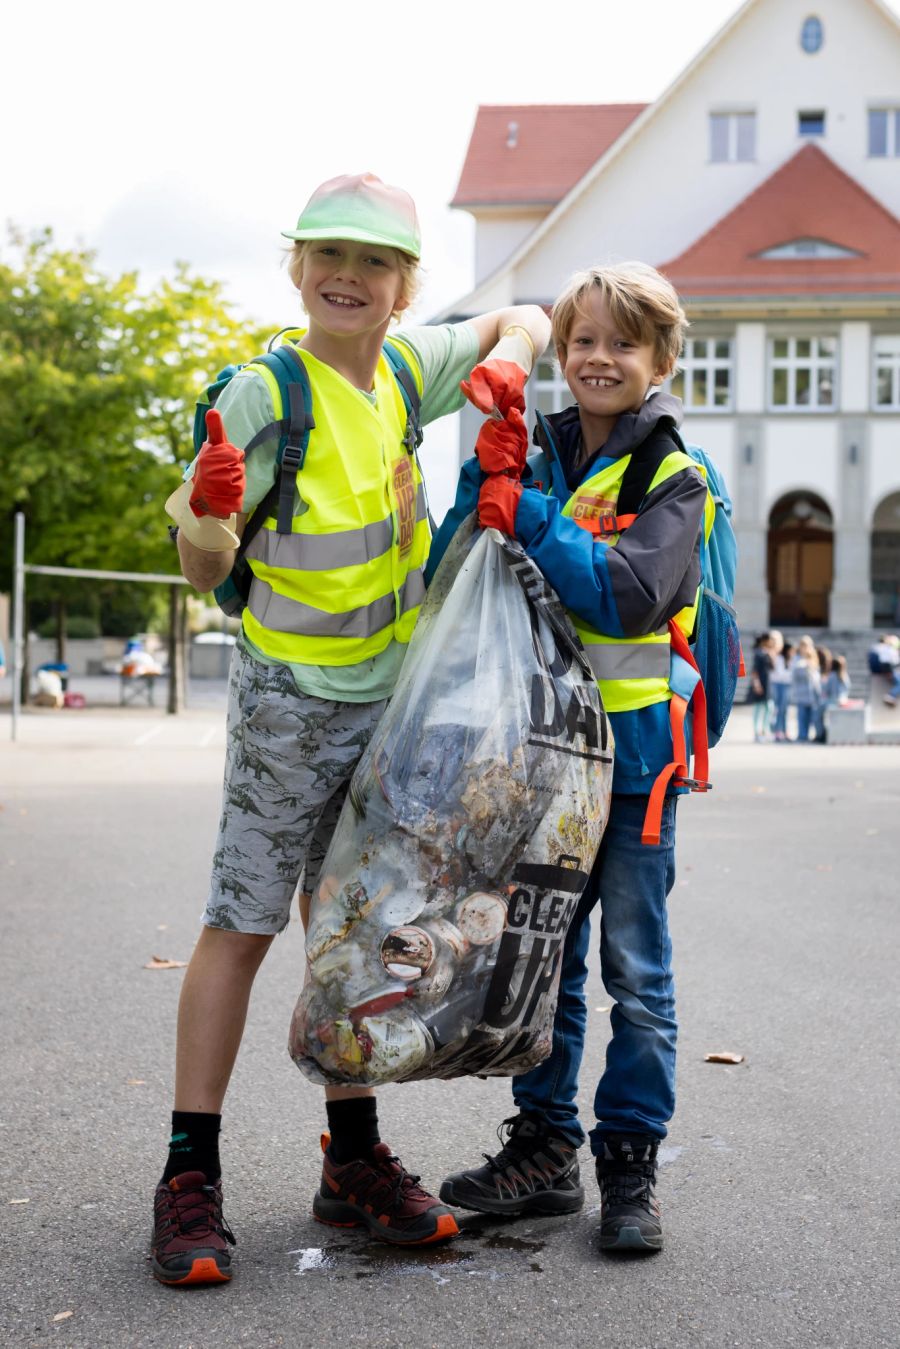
241, 336, 430, 666
561, 449, 714, 713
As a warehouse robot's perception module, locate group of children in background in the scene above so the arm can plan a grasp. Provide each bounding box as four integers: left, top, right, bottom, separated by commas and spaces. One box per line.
748, 630, 851, 743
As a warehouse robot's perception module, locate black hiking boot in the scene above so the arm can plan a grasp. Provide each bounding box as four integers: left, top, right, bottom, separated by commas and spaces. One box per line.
595, 1134, 663, 1252
440, 1114, 584, 1217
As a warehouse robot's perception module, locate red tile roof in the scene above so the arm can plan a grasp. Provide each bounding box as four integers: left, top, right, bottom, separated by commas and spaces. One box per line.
662, 144, 900, 298
451, 104, 647, 208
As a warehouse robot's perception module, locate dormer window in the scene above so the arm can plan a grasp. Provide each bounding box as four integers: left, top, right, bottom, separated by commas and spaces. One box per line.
756, 238, 861, 260
798, 110, 825, 137
800, 16, 824, 53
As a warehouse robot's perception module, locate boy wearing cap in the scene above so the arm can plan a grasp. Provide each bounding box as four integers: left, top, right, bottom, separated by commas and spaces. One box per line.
154, 173, 550, 1286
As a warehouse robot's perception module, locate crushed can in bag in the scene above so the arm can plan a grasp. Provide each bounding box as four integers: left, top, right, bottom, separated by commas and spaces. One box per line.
289, 516, 614, 1085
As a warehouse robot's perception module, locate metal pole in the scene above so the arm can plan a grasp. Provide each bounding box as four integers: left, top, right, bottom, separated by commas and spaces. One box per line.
11, 512, 25, 742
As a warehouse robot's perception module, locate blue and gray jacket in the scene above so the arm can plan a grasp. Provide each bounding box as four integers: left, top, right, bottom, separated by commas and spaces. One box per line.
427, 393, 708, 796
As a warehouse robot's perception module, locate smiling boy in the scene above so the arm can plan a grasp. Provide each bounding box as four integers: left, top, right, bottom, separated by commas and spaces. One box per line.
156, 173, 550, 1286
437, 262, 711, 1254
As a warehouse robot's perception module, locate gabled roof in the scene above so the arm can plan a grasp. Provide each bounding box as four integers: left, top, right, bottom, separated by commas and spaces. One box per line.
662, 144, 900, 297
451, 104, 646, 208
438, 0, 900, 318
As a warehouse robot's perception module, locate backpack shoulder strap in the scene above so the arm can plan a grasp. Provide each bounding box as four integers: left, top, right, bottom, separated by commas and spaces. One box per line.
249, 345, 316, 535
383, 339, 423, 451
616, 427, 683, 521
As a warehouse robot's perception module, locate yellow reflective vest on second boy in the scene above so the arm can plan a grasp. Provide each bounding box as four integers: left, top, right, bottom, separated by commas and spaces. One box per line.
241, 338, 430, 667
560, 447, 715, 713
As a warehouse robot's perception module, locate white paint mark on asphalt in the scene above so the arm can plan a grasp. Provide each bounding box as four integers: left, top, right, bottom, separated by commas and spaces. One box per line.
134, 725, 164, 747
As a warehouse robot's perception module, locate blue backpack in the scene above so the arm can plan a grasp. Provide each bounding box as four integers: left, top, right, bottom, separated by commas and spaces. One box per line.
189, 333, 423, 618
618, 428, 742, 748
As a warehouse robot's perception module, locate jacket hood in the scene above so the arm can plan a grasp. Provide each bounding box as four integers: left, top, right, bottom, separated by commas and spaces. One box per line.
537, 390, 684, 468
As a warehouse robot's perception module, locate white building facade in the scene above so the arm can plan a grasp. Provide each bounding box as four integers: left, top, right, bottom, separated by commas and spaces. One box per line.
445, 0, 900, 631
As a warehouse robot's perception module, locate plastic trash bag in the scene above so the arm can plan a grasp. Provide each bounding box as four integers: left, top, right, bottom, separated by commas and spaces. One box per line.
289, 517, 613, 1085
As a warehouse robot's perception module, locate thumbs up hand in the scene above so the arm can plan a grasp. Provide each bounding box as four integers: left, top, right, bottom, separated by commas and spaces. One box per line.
189, 409, 245, 519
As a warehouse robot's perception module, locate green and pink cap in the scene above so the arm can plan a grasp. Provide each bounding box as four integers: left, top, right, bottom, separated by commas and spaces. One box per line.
282, 173, 421, 260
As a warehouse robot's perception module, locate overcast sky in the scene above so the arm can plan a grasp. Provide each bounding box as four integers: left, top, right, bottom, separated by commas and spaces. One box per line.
5, 0, 897, 511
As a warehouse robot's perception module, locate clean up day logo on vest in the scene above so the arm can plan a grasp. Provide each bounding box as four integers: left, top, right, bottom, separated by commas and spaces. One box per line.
392, 458, 417, 557
572, 491, 618, 540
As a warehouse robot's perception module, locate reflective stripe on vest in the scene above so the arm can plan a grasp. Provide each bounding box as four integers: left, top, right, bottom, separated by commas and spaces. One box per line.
241, 338, 429, 666
247, 567, 426, 640
561, 448, 707, 714
245, 484, 428, 573
582, 637, 671, 681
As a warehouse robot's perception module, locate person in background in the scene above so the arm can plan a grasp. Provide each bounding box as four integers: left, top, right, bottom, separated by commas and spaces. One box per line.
748, 632, 775, 742
790, 634, 821, 742
813, 645, 832, 741
823, 654, 851, 711
769, 632, 792, 742
867, 633, 900, 675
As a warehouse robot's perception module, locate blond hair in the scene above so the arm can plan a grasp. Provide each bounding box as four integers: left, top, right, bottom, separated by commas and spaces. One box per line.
551, 262, 687, 370
286, 241, 421, 318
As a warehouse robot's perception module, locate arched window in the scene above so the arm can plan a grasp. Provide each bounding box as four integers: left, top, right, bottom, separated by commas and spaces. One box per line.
800, 16, 824, 53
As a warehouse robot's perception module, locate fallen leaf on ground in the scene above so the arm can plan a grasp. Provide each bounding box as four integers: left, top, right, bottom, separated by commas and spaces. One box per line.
143, 956, 187, 970
51, 1311, 73, 1322
126, 1079, 146, 1086
9, 1198, 29, 1205
705, 1052, 745, 1064
156, 924, 168, 931
815, 864, 833, 872
751, 786, 766, 794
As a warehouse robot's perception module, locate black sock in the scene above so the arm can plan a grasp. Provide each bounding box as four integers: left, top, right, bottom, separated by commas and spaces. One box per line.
162, 1111, 222, 1183
326, 1098, 380, 1164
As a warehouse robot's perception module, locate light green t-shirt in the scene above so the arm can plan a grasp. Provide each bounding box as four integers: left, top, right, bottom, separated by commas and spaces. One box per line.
193, 322, 479, 702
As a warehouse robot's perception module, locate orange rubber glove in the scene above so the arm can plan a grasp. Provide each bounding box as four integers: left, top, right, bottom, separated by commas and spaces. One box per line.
478, 475, 522, 535
189, 409, 245, 519
462, 325, 536, 415
474, 407, 528, 477
461, 359, 527, 417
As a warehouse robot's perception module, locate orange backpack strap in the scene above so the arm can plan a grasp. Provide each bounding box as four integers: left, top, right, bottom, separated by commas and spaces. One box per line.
641, 620, 712, 846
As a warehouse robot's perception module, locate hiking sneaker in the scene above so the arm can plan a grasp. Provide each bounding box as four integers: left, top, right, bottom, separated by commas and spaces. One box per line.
151, 1170, 236, 1286
596, 1135, 663, 1252
440, 1114, 584, 1217
313, 1137, 458, 1246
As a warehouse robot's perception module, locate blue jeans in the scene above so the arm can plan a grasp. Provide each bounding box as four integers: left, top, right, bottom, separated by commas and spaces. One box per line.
512, 794, 678, 1153
795, 704, 815, 741
772, 683, 790, 736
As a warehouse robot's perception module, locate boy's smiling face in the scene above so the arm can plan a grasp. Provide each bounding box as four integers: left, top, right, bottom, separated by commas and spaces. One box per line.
561, 289, 673, 448
300, 239, 409, 339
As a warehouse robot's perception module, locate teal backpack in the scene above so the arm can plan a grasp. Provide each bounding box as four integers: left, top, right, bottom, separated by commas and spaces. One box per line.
189, 333, 423, 618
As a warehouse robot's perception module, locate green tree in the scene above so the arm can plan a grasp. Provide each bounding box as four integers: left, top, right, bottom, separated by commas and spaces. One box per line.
0, 228, 270, 618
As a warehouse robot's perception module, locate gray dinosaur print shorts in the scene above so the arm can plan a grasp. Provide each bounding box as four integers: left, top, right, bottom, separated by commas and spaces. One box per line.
203, 639, 387, 935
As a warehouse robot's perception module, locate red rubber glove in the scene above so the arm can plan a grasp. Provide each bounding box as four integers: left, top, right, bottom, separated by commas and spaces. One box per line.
478, 475, 522, 535
189, 409, 245, 519
461, 360, 527, 417
473, 406, 528, 477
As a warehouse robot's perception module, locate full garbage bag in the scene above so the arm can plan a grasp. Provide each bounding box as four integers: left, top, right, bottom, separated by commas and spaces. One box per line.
289, 517, 613, 1085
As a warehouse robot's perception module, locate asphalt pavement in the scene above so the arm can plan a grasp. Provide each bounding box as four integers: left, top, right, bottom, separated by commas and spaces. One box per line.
1, 703, 898, 1349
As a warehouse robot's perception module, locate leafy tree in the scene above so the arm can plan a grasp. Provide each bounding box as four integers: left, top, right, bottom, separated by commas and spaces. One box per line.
0, 228, 270, 626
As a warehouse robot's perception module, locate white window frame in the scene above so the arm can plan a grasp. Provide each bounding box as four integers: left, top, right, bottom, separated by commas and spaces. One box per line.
709, 111, 756, 163
868, 107, 900, 157
669, 337, 734, 412
768, 336, 838, 412
530, 357, 570, 418
872, 335, 900, 411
